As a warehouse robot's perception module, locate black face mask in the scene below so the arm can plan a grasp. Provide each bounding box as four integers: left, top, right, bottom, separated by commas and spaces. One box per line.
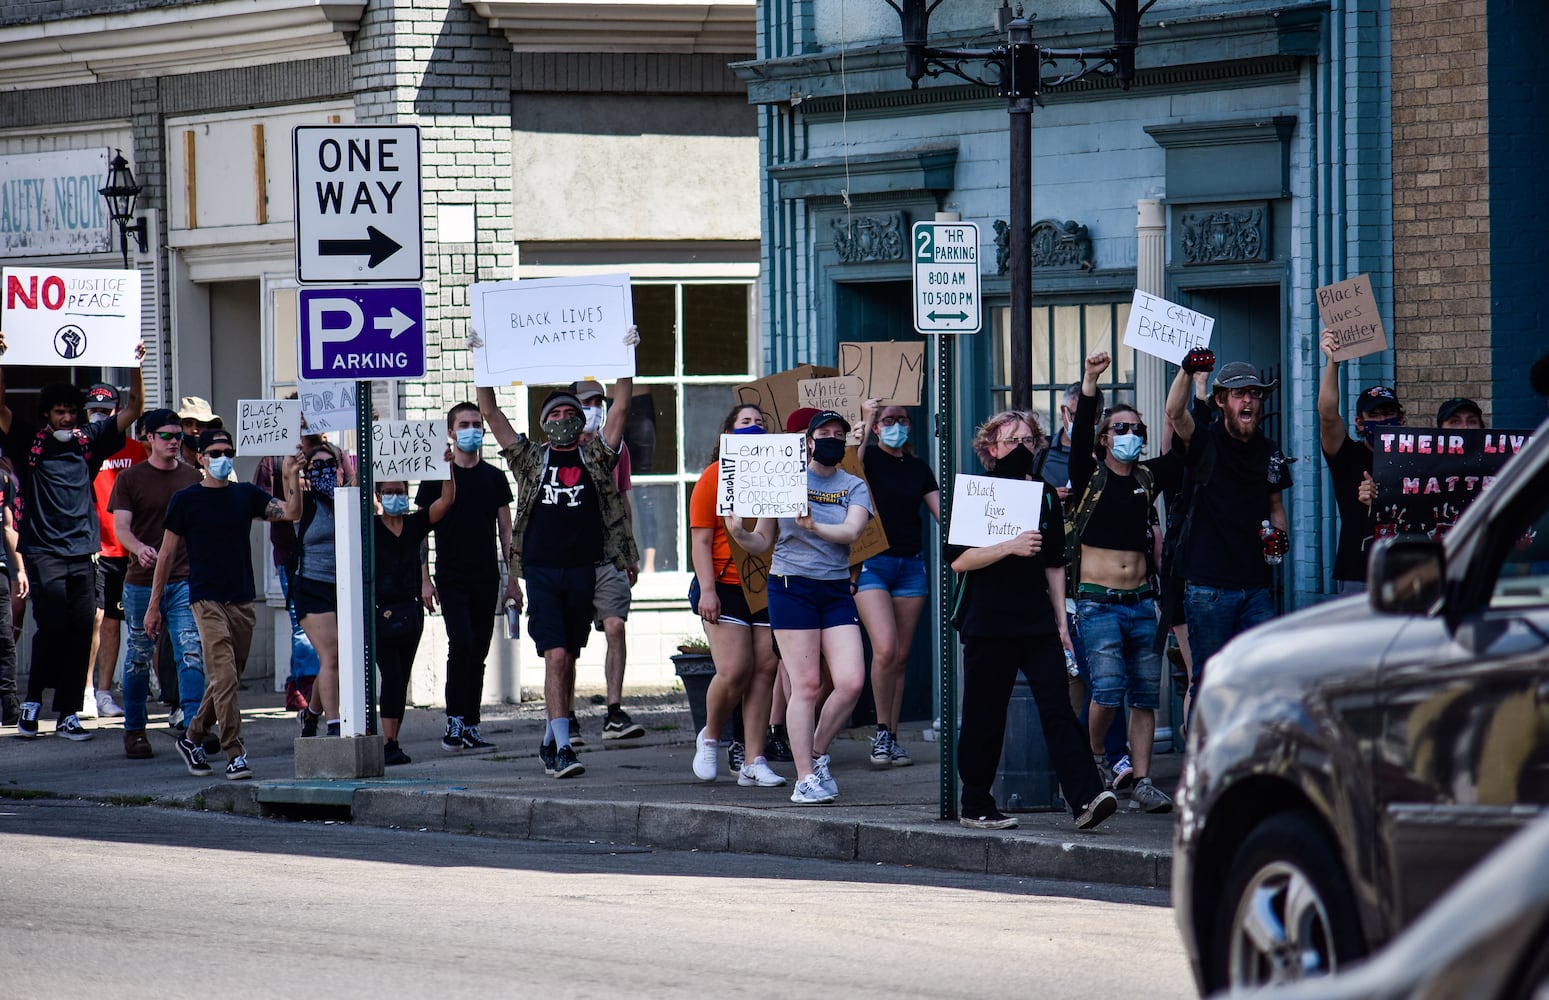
992, 443, 1035, 480
811, 436, 846, 467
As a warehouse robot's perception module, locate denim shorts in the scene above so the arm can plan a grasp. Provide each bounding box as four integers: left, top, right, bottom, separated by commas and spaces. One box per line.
856, 553, 929, 598
1077, 597, 1162, 710
767, 574, 858, 631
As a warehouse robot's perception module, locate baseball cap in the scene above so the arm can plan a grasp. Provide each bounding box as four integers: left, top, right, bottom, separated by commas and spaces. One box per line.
84, 382, 119, 412
807, 409, 852, 435
141, 407, 181, 434
785, 407, 819, 434
197, 428, 235, 453
570, 379, 606, 402
1212, 362, 1279, 393
539, 390, 584, 423
178, 396, 224, 427
1355, 385, 1400, 415
1436, 397, 1482, 424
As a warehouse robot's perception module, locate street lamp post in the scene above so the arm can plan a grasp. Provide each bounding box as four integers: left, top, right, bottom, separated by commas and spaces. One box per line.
98, 149, 148, 269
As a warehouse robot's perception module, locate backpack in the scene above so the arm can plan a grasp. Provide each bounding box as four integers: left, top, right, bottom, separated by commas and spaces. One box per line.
1064, 461, 1159, 593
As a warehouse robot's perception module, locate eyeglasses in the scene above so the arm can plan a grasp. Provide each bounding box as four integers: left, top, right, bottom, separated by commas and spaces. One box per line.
152, 431, 182, 441
1109, 421, 1147, 438
995, 435, 1039, 447
1227, 387, 1264, 400
879, 416, 910, 427
203, 448, 234, 459
309, 458, 339, 468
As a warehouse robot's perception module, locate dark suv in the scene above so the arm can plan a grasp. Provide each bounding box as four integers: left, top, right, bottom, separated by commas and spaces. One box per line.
1173, 419, 1549, 994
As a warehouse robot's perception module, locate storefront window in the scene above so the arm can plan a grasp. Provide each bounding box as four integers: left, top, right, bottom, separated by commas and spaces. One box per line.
992, 299, 1135, 438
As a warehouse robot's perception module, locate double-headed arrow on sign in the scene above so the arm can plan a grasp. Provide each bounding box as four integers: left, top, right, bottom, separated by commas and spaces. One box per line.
318, 226, 402, 268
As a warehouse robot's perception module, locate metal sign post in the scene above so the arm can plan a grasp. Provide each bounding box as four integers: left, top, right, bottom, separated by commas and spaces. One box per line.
932, 330, 956, 820
357, 378, 377, 736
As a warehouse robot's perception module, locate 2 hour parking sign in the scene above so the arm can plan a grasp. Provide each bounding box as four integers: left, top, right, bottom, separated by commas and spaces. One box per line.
912, 220, 981, 334
293, 125, 423, 284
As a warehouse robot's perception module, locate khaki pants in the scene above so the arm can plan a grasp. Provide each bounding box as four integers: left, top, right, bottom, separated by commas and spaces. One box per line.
189, 601, 255, 755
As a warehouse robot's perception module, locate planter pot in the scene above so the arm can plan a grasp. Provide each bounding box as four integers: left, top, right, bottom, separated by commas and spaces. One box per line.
671, 652, 733, 741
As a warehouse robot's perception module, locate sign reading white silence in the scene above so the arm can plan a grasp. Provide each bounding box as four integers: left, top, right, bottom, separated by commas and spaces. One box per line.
236, 399, 302, 457
946, 474, 1045, 548
717, 433, 808, 518
469, 273, 635, 387
371, 419, 450, 481
1121, 290, 1214, 366
1, 266, 142, 367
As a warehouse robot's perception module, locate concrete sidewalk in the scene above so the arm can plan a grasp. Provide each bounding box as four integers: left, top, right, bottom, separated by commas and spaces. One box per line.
3, 691, 1179, 889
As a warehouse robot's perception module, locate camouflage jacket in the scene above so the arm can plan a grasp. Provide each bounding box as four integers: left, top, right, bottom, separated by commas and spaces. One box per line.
500, 436, 638, 578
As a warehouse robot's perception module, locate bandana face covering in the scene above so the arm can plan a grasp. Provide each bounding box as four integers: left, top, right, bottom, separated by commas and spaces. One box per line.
1360, 415, 1401, 447
543, 414, 585, 448
306, 462, 338, 500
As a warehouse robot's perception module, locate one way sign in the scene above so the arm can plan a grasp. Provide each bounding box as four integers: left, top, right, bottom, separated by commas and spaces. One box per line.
293, 125, 423, 284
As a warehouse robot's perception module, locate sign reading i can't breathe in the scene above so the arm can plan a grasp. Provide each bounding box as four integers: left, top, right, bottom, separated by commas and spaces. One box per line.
1, 266, 142, 367
1121, 290, 1215, 365
293, 125, 422, 283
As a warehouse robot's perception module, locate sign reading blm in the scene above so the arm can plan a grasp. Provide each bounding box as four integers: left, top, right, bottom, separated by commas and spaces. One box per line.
293, 125, 422, 283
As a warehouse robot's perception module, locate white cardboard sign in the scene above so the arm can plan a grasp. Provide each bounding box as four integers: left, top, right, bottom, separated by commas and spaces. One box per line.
236, 399, 303, 457
716, 433, 808, 518
1, 266, 142, 367
1121, 290, 1214, 366
297, 380, 359, 435
371, 419, 450, 481
469, 273, 635, 387
947, 474, 1045, 548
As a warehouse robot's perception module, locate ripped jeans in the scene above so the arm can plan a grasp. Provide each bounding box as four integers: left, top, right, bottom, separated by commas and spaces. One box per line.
122, 581, 204, 732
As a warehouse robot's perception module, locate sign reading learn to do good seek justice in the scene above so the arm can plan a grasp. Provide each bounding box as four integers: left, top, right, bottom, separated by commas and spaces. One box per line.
372, 420, 451, 481
912, 221, 981, 334
293, 125, 422, 283
1121, 290, 1215, 366
236, 399, 303, 457
1, 266, 142, 367
469, 273, 635, 387
1317, 274, 1389, 362
717, 433, 809, 518
947, 474, 1045, 549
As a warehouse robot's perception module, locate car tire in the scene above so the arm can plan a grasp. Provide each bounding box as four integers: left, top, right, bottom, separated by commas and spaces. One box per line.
1208, 811, 1367, 992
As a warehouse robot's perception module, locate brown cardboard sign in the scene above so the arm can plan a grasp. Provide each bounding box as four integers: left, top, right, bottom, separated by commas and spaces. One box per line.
838, 444, 890, 566
733, 364, 839, 434
796, 375, 866, 444
1317, 274, 1389, 362
838, 341, 926, 406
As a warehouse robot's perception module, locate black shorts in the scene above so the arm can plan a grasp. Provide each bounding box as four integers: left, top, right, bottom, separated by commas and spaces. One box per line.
524, 564, 595, 657
688, 578, 769, 627
96, 555, 128, 620
292, 575, 338, 620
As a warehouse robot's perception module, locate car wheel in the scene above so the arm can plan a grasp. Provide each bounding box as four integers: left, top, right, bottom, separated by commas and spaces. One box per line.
1209, 811, 1366, 992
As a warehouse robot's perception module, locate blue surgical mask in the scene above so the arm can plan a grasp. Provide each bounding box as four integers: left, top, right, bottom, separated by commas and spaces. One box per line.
207, 456, 234, 480
381, 494, 410, 516
455, 427, 483, 453
731, 425, 766, 435
879, 424, 910, 449
1110, 433, 1144, 463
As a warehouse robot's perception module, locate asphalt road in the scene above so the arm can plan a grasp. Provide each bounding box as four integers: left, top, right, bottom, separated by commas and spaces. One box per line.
1, 800, 1195, 998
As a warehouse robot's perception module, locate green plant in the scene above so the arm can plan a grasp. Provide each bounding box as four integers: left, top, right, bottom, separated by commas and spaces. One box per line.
676, 634, 711, 654
192, 793, 206, 810
0, 788, 53, 800
108, 794, 154, 806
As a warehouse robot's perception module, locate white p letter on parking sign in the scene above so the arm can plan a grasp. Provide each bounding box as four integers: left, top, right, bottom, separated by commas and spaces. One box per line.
308, 297, 365, 370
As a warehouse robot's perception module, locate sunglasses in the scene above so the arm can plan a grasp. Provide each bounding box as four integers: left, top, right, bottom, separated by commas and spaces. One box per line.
203, 448, 235, 459
152, 430, 183, 441
1109, 421, 1147, 438
996, 435, 1039, 446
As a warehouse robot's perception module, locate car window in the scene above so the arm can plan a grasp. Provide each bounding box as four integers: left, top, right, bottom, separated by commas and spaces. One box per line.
1492, 500, 1549, 610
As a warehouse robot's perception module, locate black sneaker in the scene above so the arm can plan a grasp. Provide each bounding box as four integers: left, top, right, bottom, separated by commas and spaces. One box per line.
460, 724, 495, 753
727, 739, 745, 773
225, 753, 253, 780
1076, 790, 1119, 831
326, 721, 341, 737
568, 715, 585, 747
552, 744, 585, 779
961, 808, 1020, 830
15, 701, 41, 738
175, 737, 212, 777
55, 714, 93, 741
601, 707, 644, 740
298, 709, 320, 738
384, 740, 412, 766
538, 742, 557, 776
441, 716, 464, 752
766, 726, 794, 763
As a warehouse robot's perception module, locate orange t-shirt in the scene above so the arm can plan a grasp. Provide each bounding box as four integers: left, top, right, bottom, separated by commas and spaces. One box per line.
689, 460, 739, 585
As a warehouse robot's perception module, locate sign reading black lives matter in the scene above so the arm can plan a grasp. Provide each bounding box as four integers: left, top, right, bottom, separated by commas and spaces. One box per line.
717, 433, 808, 518
1372, 427, 1535, 542
371, 420, 451, 481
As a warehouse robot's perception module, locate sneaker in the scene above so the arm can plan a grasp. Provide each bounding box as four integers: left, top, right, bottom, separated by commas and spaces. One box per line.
811, 753, 839, 799
890, 739, 914, 768
766, 726, 794, 763
167, 707, 185, 732
1111, 754, 1136, 793
692, 728, 719, 782
961, 808, 1019, 830
298, 709, 320, 738
1076, 790, 1119, 831
284, 679, 309, 713
15, 701, 41, 738
870, 728, 894, 765
738, 757, 787, 787
1129, 776, 1174, 813
225, 754, 252, 780
790, 774, 835, 805
96, 690, 124, 718
325, 721, 341, 737
552, 744, 584, 779
123, 730, 154, 759
460, 725, 495, 753
727, 739, 745, 774
175, 737, 212, 777
1092, 753, 1115, 790
440, 716, 464, 752
601, 707, 644, 740
55, 715, 93, 741
384, 740, 411, 766
538, 742, 558, 776
568, 715, 585, 747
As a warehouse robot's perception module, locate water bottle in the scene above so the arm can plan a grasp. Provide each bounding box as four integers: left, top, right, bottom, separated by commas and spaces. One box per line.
504, 598, 520, 639
1260, 520, 1284, 566
1064, 648, 1080, 678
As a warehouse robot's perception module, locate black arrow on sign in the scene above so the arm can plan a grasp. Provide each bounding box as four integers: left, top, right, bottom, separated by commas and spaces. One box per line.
928, 310, 969, 322
318, 226, 402, 268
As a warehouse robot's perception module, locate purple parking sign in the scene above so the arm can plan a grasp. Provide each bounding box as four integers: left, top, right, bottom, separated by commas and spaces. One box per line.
299, 285, 425, 381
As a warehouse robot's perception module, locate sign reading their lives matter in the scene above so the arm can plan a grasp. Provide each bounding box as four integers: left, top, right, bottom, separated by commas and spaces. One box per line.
1121, 290, 1214, 366
236, 399, 303, 457
796, 375, 865, 444
1371, 427, 1535, 544
838, 341, 925, 406
1, 267, 142, 367
717, 434, 808, 518
1317, 274, 1389, 362
947, 474, 1045, 548
469, 273, 634, 387
372, 420, 451, 481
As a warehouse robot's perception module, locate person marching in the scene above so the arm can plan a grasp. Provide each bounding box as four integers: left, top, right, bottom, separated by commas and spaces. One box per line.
293, 440, 353, 739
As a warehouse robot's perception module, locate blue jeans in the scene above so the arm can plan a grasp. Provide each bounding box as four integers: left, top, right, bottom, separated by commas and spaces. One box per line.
1184, 583, 1275, 706
122, 581, 205, 732
280, 565, 319, 681
1070, 610, 1126, 763
1078, 597, 1162, 711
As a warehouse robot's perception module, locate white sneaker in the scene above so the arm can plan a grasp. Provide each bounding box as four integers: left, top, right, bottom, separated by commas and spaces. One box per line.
789, 774, 835, 805
692, 728, 719, 781
812, 753, 839, 799
96, 691, 124, 718
738, 757, 787, 787
78, 689, 98, 719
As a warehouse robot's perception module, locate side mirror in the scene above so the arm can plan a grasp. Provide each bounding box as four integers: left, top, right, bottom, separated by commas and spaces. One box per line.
1369, 536, 1446, 616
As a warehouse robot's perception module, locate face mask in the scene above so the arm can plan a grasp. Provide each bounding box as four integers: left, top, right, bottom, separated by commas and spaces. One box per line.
88, 411, 112, 424
1110, 433, 1144, 463
1360, 415, 1401, 447
992, 443, 1034, 480
306, 464, 338, 500
582, 405, 603, 434
811, 437, 846, 467
381, 493, 410, 516
206, 456, 234, 480
879, 424, 910, 449
543, 414, 585, 448
731, 425, 766, 435
52, 428, 75, 443
455, 427, 483, 453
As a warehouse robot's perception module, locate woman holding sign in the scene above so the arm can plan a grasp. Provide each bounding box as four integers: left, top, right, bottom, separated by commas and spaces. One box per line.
947, 410, 1117, 832
724, 410, 874, 805
292, 441, 354, 739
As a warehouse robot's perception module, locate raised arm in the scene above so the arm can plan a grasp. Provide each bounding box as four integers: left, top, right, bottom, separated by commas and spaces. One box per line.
476, 385, 518, 450
115, 357, 145, 435
265, 456, 304, 521
427, 467, 456, 525
600, 325, 640, 452
1166, 366, 1198, 446
1317, 328, 1349, 455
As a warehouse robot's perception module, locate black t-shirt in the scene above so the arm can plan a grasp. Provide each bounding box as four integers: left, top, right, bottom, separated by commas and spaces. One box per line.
163, 482, 271, 603
417, 461, 512, 583
375, 509, 434, 606
5, 415, 126, 557
1181, 420, 1293, 588
1068, 390, 1182, 553
862, 446, 939, 558
1325, 436, 1373, 583
945, 484, 1066, 638
0, 467, 15, 571
523, 446, 603, 568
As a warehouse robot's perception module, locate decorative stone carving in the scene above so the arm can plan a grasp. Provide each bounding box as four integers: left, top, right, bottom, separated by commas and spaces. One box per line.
1180, 205, 1268, 265
991, 218, 1095, 274
832, 212, 905, 263
993, 219, 1010, 274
